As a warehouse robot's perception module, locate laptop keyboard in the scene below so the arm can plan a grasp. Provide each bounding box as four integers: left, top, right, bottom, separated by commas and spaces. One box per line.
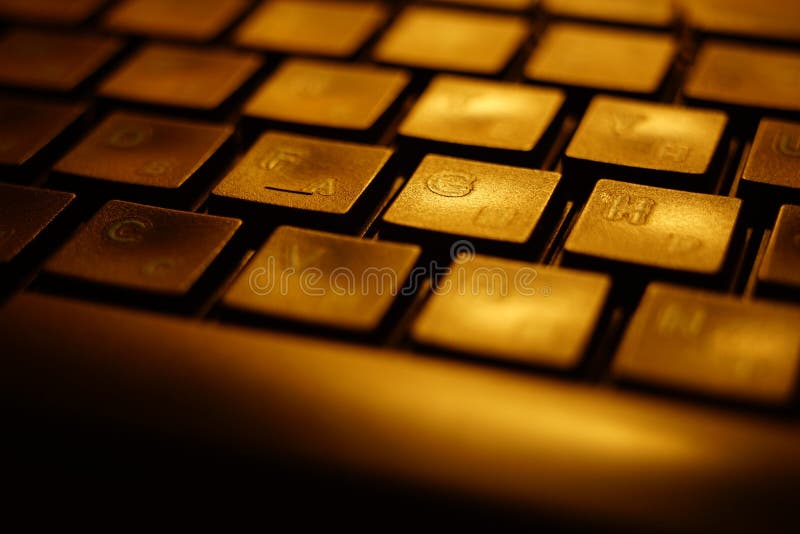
1, 0, 800, 422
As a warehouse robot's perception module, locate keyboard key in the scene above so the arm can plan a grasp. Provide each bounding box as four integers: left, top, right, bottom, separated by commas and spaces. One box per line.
0, 0, 105, 25
681, 0, 800, 43
564, 180, 741, 275
740, 118, 800, 202
684, 41, 800, 113
0, 96, 84, 172
223, 226, 421, 332
372, 6, 528, 75
0, 184, 74, 264
398, 75, 564, 159
243, 58, 409, 135
99, 44, 262, 112
104, 0, 250, 42
234, 0, 388, 57
758, 205, 800, 296
0, 29, 122, 92
524, 23, 676, 95
565, 96, 728, 181
52, 111, 233, 204
383, 155, 560, 245
211, 131, 393, 228
543, 0, 675, 27
44, 200, 241, 296
412, 256, 610, 369
613, 283, 800, 405
433, 0, 538, 10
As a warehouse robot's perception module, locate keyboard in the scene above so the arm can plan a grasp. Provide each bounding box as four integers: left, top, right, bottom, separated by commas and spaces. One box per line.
2, 0, 800, 528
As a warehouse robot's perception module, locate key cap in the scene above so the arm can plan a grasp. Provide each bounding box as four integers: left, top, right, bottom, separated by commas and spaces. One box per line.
524, 23, 677, 95
0, 29, 122, 93
564, 96, 728, 184
613, 283, 800, 406
0, 183, 74, 265
564, 179, 741, 276
104, 0, 250, 42
740, 118, 800, 206
412, 256, 610, 369
210, 131, 394, 230
398, 75, 564, 162
43, 200, 241, 296
222, 226, 421, 332
0, 96, 84, 178
682, 0, 800, 43
0, 0, 105, 25
382, 155, 560, 247
99, 43, 262, 112
684, 41, 800, 114
234, 0, 388, 58
542, 0, 675, 27
52, 111, 234, 206
243, 58, 410, 138
758, 205, 800, 298
372, 6, 528, 75
433, 0, 538, 10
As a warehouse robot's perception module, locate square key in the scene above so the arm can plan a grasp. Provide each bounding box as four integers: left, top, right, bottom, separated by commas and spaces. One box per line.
223, 226, 421, 332
44, 200, 241, 296
542, 0, 674, 27
383, 155, 560, 244
54, 111, 233, 191
412, 256, 610, 369
0, 29, 122, 92
565, 95, 727, 176
104, 0, 250, 42
372, 6, 528, 75
613, 283, 800, 405
0, 0, 105, 25
524, 23, 676, 95
398, 75, 564, 153
684, 41, 800, 113
0, 96, 84, 169
758, 205, 800, 294
235, 0, 388, 57
99, 44, 262, 111
0, 184, 74, 264
244, 58, 410, 132
212, 131, 393, 218
564, 180, 741, 275
742, 118, 800, 193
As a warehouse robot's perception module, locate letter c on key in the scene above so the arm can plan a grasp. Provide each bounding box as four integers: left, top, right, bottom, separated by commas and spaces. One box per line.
105, 217, 152, 244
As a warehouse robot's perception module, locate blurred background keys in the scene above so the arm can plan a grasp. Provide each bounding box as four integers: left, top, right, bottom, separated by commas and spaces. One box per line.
0, 96, 84, 180
524, 23, 676, 95
398, 74, 564, 163
681, 0, 800, 43
0, 183, 74, 265
0, 29, 122, 93
563, 179, 741, 279
222, 226, 421, 332
372, 6, 528, 75
243, 58, 409, 140
43, 200, 241, 297
564, 95, 727, 187
757, 205, 800, 299
433, 0, 538, 11
542, 0, 675, 27
51, 111, 234, 207
103, 0, 250, 43
382, 155, 560, 250
412, 257, 610, 370
234, 0, 388, 58
99, 43, 262, 113
211, 131, 393, 231
0, 0, 105, 25
614, 283, 800, 406
684, 41, 800, 114
740, 118, 800, 208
